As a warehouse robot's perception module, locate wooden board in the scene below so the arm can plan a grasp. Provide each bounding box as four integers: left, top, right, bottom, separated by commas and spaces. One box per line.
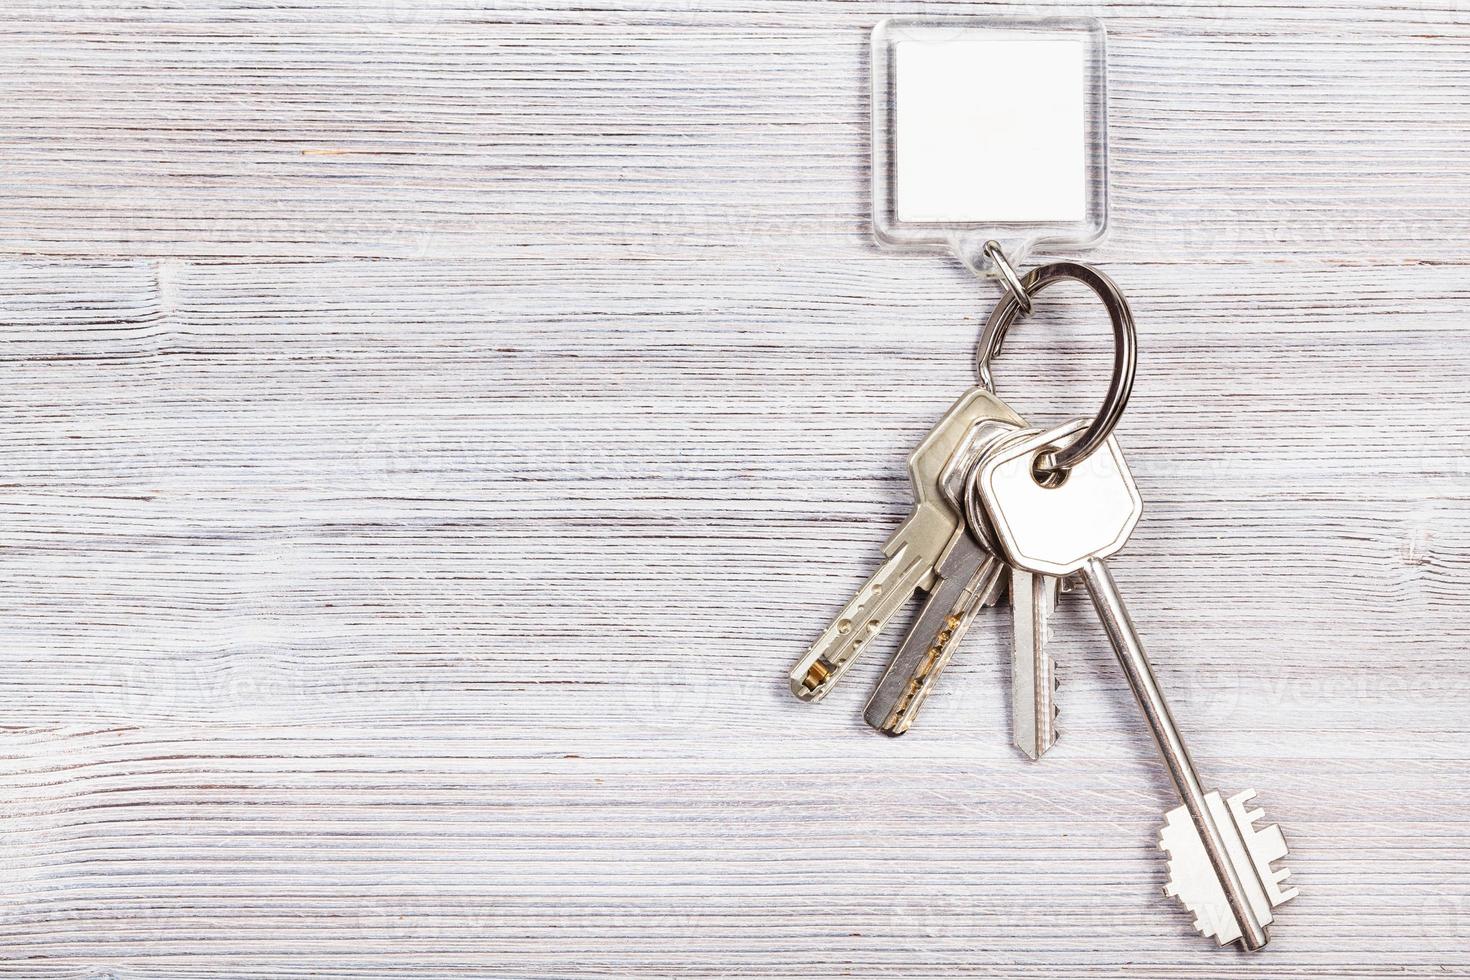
1, 2, 1468, 976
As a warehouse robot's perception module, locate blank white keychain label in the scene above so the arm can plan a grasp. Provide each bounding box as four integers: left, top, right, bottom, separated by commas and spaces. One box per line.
894, 37, 1087, 224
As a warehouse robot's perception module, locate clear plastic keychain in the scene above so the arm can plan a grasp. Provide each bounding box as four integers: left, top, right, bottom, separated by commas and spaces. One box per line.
870, 16, 1108, 279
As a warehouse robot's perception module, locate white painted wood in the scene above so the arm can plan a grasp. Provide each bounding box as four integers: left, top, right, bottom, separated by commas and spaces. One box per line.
0, 2, 1468, 976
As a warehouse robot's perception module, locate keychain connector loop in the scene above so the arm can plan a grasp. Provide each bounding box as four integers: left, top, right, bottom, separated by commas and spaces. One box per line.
983, 240, 1033, 316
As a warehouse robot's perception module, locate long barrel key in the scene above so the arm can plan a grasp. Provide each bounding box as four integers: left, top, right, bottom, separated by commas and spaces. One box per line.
973, 420, 1297, 949
790, 388, 1024, 701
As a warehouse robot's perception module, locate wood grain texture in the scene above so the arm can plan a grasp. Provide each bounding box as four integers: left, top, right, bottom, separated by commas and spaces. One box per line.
1, 2, 1469, 977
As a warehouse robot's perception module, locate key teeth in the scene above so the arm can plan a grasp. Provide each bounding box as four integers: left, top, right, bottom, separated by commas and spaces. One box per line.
1274, 865, 1299, 903
1160, 791, 1299, 947
1233, 789, 1264, 825
1226, 789, 1298, 911
1048, 661, 1059, 748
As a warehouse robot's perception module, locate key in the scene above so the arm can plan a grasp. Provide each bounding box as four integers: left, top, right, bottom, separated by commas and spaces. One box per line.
862, 418, 1021, 735
863, 529, 1006, 735
789, 388, 1024, 701
974, 420, 1297, 949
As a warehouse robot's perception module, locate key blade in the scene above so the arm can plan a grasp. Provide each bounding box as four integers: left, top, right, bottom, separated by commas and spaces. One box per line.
790, 544, 930, 701
864, 533, 1004, 735
1226, 790, 1298, 908
1160, 789, 1294, 947
1011, 569, 1059, 760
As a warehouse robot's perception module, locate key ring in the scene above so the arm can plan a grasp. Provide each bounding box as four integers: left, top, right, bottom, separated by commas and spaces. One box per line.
982, 240, 1033, 316
975, 259, 1138, 476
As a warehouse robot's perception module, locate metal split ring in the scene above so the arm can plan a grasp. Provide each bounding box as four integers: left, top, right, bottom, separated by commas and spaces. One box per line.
983, 240, 1033, 316
975, 260, 1137, 476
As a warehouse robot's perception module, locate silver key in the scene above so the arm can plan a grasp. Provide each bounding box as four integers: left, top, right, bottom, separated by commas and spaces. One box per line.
862, 418, 1021, 734
974, 419, 1297, 950
790, 388, 1024, 701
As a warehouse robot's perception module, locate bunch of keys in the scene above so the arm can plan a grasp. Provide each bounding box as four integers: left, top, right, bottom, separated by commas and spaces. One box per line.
787, 250, 1298, 949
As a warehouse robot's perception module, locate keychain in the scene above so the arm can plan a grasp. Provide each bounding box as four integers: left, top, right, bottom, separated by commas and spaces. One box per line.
786, 17, 1297, 949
